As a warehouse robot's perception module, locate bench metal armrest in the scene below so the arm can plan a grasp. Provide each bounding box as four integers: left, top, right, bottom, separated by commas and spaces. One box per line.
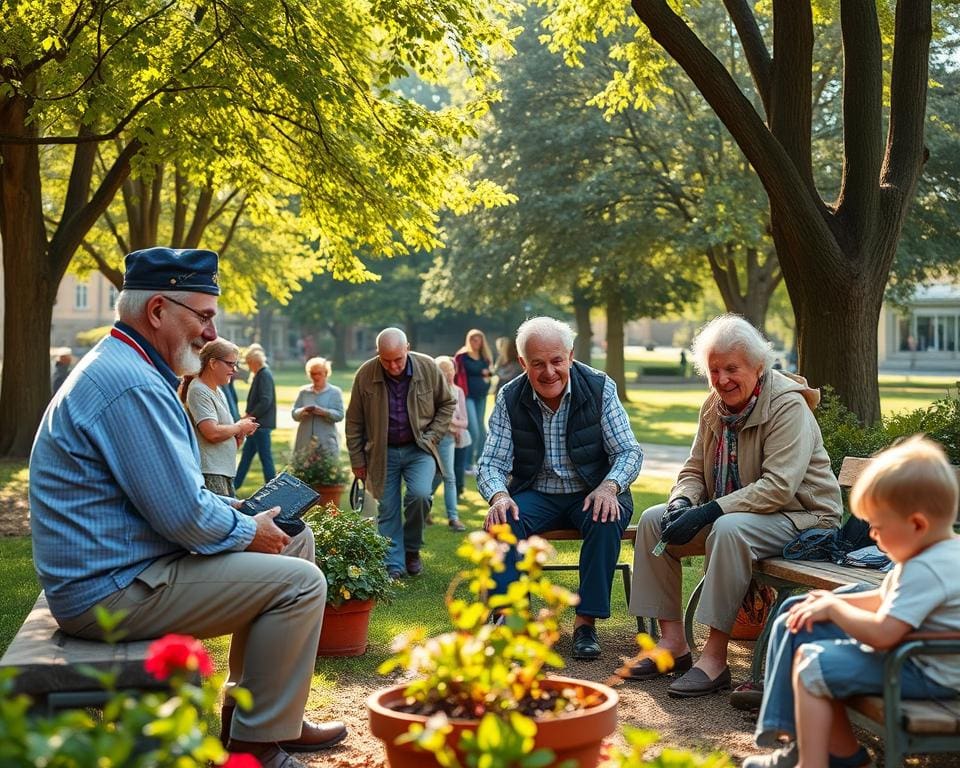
881, 634, 960, 731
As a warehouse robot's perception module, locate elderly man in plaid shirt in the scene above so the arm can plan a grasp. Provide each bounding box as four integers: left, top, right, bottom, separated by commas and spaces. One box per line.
477, 316, 643, 660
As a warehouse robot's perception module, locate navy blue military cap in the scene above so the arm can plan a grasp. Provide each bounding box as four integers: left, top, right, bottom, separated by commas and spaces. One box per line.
122, 247, 220, 296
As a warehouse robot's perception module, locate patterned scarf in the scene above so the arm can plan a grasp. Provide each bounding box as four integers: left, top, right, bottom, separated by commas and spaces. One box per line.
713, 375, 764, 498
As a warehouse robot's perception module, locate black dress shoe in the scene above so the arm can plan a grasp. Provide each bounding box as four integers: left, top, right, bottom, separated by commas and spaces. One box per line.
405, 551, 423, 576
571, 624, 601, 660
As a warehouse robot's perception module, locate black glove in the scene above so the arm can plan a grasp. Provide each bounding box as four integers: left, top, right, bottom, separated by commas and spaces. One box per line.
660, 500, 723, 546
660, 496, 692, 530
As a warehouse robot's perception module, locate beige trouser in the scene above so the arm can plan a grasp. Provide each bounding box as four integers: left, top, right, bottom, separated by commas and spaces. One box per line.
58, 527, 324, 742
629, 503, 815, 633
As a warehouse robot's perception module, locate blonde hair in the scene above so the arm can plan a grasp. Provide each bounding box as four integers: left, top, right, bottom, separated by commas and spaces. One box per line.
305, 356, 332, 376
199, 338, 239, 372
690, 314, 776, 376
850, 436, 959, 524
434, 355, 455, 376
459, 328, 493, 364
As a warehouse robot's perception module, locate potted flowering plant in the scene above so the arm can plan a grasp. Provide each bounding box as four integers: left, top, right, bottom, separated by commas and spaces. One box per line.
0, 625, 255, 767
366, 525, 619, 768
307, 504, 396, 656
287, 440, 350, 506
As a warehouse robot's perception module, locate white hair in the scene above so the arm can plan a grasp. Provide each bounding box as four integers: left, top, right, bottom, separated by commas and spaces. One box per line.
690, 314, 776, 375
515, 316, 576, 359
115, 289, 196, 323
376, 327, 408, 351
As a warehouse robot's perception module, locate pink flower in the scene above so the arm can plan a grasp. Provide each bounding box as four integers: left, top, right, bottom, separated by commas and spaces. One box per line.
223, 755, 261, 768
144, 634, 215, 680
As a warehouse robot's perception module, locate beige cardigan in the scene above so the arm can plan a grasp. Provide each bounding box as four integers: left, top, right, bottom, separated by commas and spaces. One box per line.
670, 370, 842, 529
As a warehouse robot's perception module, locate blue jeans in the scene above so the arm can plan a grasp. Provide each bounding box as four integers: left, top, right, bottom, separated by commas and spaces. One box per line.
379, 445, 435, 573
491, 489, 632, 618
431, 435, 459, 521
235, 428, 275, 488
465, 396, 487, 465
454, 446, 467, 496
756, 591, 958, 746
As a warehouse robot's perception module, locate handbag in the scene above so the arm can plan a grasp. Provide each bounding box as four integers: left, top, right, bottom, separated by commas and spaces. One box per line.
730, 578, 776, 641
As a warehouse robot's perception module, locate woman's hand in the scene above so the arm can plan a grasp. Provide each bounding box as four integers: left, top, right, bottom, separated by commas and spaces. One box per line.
660, 500, 723, 545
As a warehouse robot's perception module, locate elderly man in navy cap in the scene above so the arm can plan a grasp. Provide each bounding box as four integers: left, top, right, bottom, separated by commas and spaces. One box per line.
29, 247, 346, 767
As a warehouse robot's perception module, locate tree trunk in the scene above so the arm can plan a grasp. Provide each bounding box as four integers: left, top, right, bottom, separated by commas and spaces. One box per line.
0, 95, 58, 457
604, 290, 628, 402
330, 321, 349, 369
571, 284, 592, 365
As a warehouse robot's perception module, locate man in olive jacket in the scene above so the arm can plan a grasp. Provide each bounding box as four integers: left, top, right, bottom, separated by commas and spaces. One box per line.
346, 328, 455, 579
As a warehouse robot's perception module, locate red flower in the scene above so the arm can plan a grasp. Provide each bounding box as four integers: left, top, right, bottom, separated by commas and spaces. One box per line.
144, 634, 215, 680
223, 755, 261, 768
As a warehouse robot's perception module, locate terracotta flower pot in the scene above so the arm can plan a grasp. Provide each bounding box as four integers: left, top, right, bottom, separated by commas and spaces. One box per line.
317, 598, 374, 657
312, 483, 345, 508
367, 675, 618, 768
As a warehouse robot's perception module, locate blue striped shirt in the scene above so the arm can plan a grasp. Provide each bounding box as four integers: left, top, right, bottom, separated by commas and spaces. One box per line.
30, 325, 256, 620
477, 373, 643, 500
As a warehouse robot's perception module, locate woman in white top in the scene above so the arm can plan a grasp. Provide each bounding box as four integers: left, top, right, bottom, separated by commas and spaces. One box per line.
182, 338, 259, 496
292, 356, 345, 456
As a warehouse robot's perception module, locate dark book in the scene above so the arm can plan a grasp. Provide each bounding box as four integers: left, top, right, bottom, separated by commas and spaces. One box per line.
239, 471, 320, 536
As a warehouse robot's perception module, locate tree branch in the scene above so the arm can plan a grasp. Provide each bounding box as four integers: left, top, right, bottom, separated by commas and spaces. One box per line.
722, 0, 772, 116
836, 0, 883, 239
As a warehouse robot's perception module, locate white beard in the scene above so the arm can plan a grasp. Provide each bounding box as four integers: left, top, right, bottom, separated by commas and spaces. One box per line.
175, 341, 203, 376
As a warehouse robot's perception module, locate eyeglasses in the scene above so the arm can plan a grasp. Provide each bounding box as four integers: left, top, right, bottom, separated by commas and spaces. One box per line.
217, 358, 239, 370
163, 295, 216, 327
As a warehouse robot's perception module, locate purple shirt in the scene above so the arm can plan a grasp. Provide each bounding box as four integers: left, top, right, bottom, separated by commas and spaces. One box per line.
385, 357, 414, 445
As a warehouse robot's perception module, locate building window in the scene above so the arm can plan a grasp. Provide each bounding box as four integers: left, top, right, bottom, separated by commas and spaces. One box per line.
75, 283, 88, 310
108, 285, 119, 310
898, 312, 959, 353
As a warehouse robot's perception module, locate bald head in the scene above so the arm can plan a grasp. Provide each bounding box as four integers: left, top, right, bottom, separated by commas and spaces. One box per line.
376, 327, 410, 378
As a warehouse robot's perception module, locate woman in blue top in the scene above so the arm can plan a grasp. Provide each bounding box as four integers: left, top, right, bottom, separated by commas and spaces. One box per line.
292, 356, 345, 457
454, 329, 493, 471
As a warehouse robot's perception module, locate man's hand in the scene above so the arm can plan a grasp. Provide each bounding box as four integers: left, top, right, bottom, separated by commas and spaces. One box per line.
582, 480, 621, 523
235, 416, 258, 437
785, 590, 837, 633
353, 466, 367, 481
245, 507, 291, 554
660, 500, 723, 545
484, 493, 519, 530
660, 496, 692, 530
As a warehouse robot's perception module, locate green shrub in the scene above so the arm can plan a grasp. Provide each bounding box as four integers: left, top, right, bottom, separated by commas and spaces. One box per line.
816, 385, 960, 476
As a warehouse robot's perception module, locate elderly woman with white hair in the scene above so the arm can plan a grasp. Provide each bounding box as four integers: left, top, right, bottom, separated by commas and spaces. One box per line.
626, 314, 842, 698
292, 356, 344, 456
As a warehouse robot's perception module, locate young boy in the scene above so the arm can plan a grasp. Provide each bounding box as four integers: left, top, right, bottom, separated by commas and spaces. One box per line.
745, 436, 960, 768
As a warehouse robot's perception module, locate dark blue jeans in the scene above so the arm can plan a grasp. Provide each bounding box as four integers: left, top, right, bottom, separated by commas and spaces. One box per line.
235, 428, 275, 488
491, 489, 631, 618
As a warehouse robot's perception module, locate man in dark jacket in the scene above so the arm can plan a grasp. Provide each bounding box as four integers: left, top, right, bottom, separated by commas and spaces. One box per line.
235, 347, 277, 487
477, 317, 643, 660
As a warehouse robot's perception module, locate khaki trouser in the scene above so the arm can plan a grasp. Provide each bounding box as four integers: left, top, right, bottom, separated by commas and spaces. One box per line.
629, 503, 815, 633
58, 527, 324, 742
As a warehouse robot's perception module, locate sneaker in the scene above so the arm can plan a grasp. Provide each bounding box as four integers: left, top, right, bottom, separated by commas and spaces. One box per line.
387, 568, 406, 581
448, 519, 466, 531
743, 744, 797, 768
464, 467, 478, 476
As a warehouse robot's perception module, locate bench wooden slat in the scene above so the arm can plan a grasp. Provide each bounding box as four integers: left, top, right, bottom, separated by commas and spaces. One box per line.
754, 558, 886, 591
848, 696, 960, 735
541, 525, 637, 543
0, 593, 165, 698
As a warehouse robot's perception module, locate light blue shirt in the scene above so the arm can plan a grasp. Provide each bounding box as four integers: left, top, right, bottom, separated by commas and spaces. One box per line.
477, 374, 642, 500
30, 323, 257, 620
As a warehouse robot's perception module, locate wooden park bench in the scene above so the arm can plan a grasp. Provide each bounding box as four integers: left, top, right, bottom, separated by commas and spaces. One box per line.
0, 592, 171, 715
541, 523, 648, 632
683, 455, 960, 766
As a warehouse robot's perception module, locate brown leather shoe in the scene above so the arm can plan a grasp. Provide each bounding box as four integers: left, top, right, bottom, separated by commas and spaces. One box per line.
226, 741, 307, 768
280, 719, 348, 752
405, 551, 423, 576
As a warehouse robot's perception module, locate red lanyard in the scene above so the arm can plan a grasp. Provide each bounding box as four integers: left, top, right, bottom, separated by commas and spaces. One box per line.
110, 327, 154, 367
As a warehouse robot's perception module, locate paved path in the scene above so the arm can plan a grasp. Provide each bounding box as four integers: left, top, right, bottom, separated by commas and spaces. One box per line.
638, 442, 687, 479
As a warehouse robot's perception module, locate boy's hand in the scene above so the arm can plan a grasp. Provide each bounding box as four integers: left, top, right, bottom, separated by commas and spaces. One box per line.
786, 590, 837, 633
